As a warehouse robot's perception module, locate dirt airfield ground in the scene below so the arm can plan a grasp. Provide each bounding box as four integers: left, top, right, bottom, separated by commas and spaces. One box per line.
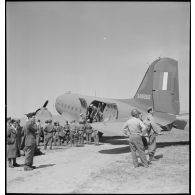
7, 126, 189, 194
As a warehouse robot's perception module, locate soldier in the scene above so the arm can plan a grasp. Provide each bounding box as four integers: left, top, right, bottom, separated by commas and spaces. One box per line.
86, 104, 93, 123
92, 128, 99, 145
85, 121, 93, 144
53, 122, 60, 146
144, 107, 162, 162
44, 119, 55, 150
64, 121, 70, 144
16, 119, 22, 150
122, 109, 149, 168
7, 119, 20, 168
35, 119, 43, 147
58, 122, 66, 145
22, 113, 37, 171
69, 120, 77, 146
78, 122, 85, 146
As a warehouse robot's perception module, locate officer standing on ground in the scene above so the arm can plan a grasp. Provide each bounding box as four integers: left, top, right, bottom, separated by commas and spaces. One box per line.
122, 109, 149, 168
22, 113, 37, 171
144, 107, 162, 162
44, 119, 55, 150
7, 119, 21, 168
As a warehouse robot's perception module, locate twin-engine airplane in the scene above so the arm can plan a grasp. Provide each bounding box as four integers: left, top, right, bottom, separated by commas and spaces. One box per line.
32, 57, 187, 135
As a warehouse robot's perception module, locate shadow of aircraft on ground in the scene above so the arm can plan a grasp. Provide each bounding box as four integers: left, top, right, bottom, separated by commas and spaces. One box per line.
99, 136, 189, 154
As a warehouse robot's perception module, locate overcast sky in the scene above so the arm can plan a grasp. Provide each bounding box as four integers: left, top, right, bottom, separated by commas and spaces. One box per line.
6, 2, 190, 118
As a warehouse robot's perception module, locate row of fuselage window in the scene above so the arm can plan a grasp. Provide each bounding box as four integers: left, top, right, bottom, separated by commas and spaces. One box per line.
57, 102, 82, 113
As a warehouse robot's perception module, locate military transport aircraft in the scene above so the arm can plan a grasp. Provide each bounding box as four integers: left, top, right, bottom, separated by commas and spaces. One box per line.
32, 57, 187, 135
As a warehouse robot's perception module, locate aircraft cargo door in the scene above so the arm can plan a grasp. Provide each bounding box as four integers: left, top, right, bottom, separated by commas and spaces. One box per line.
103, 103, 118, 122
79, 98, 88, 115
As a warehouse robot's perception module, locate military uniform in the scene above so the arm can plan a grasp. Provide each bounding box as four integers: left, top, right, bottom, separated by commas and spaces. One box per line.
69, 121, 78, 146
78, 123, 85, 145
36, 123, 43, 146
122, 110, 148, 168
92, 129, 99, 145
64, 122, 70, 144
144, 113, 161, 161
44, 120, 55, 150
54, 123, 60, 146
58, 125, 66, 145
7, 122, 20, 168
85, 123, 93, 144
16, 121, 22, 151
22, 118, 37, 170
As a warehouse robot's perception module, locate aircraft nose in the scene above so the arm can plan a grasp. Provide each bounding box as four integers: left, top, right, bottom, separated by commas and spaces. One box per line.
36, 108, 52, 124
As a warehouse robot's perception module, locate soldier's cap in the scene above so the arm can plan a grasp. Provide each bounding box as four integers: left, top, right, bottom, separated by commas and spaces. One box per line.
45, 120, 49, 123
66, 121, 68, 124
131, 109, 141, 117
147, 107, 153, 113
54, 122, 58, 125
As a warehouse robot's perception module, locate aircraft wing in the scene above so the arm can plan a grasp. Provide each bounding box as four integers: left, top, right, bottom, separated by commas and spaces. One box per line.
90, 121, 127, 136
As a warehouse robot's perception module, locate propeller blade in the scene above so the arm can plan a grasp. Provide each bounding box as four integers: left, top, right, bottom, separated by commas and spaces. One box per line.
43, 100, 49, 108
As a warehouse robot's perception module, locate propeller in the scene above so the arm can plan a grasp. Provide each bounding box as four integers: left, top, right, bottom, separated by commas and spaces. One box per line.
43, 100, 49, 108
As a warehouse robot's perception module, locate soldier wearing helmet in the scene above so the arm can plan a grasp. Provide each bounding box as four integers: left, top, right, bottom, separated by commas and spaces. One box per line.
144, 107, 162, 162
122, 109, 149, 168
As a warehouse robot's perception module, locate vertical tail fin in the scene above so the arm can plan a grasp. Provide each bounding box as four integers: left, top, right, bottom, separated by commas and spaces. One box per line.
134, 58, 180, 115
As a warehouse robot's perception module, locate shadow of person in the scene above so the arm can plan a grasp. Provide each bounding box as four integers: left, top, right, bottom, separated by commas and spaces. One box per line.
36, 164, 55, 169
99, 146, 130, 154
154, 154, 163, 159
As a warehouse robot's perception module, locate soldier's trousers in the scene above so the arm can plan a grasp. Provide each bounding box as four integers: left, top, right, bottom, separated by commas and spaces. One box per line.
78, 134, 84, 145
148, 134, 157, 159
129, 135, 148, 168
86, 133, 92, 143
44, 136, 53, 149
36, 135, 41, 146
24, 144, 36, 167
93, 133, 99, 145
54, 136, 61, 146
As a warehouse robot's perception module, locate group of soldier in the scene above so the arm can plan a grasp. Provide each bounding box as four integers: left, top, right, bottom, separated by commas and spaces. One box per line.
7, 105, 162, 171
6, 112, 100, 171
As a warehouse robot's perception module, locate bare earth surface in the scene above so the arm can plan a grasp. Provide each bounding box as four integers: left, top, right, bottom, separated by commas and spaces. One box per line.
7, 128, 189, 194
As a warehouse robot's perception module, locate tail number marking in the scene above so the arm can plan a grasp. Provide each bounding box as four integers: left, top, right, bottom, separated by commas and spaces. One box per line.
137, 94, 151, 100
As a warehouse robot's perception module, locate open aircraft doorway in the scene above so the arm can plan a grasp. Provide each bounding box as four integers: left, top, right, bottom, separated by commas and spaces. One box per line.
86, 100, 118, 123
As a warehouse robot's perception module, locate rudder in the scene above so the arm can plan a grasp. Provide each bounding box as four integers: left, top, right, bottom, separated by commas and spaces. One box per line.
134, 58, 180, 115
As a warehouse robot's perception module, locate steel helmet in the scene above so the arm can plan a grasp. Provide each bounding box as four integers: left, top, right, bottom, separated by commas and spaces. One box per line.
131, 109, 141, 117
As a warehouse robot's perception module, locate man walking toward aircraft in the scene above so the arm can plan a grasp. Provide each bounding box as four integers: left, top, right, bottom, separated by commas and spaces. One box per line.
144, 107, 162, 162
122, 109, 149, 168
